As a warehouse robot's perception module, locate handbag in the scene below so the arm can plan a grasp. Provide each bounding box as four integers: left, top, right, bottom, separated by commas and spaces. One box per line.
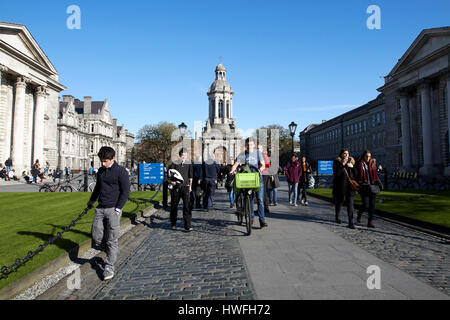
344, 168, 359, 192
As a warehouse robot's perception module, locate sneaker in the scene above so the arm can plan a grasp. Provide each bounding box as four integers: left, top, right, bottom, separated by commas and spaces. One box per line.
274, 202, 278, 206
301, 199, 305, 205
185, 227, 193, 232
103, 267, 114, 280
304, 201, 309, 206
294, 203, 298, 207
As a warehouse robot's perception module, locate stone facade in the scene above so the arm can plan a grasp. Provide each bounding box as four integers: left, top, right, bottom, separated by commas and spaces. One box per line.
58, 95, 135, 170
0, 22, 134, 173
202, 64, 242, 163
299, 96, 386, 169
301, 27, 450, 176
0, 22, 66, 174
378, 27, 450, 176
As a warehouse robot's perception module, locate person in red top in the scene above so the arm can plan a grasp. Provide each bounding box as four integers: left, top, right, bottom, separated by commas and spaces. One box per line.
356, 150, 383, 228
258, 145, 271, 214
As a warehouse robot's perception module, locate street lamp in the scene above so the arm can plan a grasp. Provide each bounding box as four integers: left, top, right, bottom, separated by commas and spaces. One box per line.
178, 122, 187, 138
288, 121, 297, 153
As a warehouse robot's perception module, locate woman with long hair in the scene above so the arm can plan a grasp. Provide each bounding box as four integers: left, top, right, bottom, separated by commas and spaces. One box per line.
298, 156, 312, 206
332, 149, 357, 229
356, 150, 383, 228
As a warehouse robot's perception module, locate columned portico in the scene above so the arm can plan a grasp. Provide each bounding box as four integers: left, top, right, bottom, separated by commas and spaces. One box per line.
33, 86, 47, 163
11, 76, 28, 172
398, 92, 412, 169
419, 81, 439, 176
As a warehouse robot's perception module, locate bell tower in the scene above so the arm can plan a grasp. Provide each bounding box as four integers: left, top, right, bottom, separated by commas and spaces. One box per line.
207, 64, 234, 125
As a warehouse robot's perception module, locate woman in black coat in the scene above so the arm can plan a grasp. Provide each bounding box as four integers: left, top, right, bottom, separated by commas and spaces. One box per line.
332, 149, 357, 229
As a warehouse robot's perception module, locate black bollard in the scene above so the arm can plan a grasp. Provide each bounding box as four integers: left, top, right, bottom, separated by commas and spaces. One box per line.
163, 180, 168, 208
84, 170, 88, 192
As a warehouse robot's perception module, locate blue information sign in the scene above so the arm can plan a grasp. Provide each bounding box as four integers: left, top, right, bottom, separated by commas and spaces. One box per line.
139, 163, 164, 184
318, 161, 333, 175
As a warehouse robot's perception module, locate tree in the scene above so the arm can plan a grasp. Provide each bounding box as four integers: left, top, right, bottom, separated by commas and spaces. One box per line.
136, 121, 178, 164
256, 124, 293, 169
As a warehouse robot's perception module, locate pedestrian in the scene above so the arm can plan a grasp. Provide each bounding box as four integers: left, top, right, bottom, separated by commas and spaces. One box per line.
258, 145, 271, 214
190, 155, 203, 211
332, 149, 357, 229
298, 156, 312, 206
356, 150, 383, 228
0, 165, 7, 181
169, 148, 193, 232
230, 137, 268, 228
202, 153, 220, 212
224, 159, 236, 208
87, 146, 130, 280
4, 157, 12, 176
268, 170, 280, 206
9, 169, 19, 181
285, 154, 301, 206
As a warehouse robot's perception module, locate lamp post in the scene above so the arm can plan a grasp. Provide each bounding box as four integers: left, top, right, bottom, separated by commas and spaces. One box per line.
178, 122, 187, 141
288, 121, 297, 154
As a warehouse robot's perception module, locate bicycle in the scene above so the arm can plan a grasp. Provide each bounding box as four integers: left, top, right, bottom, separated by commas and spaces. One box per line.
39, 181, 71, 192
234, 164, 261, 236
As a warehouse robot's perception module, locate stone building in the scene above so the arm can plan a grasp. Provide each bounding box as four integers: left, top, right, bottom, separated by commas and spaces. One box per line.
0, 22, 66, 174
58, 95, 135, 170
202, 64, 242, 163
299, 95, 386, 168
377, 27, 450, 176
300, 27, 450, 177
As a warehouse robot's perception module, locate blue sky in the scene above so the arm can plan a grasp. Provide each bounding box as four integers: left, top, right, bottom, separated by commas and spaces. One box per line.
1, 0, 449, 139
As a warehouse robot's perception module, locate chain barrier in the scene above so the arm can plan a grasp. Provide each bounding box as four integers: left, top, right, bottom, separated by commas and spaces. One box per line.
0, 207, 90, 278
0, 182, 163, 278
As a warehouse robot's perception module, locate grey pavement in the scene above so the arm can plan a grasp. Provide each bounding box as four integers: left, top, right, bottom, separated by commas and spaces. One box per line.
41, 181, 449, 300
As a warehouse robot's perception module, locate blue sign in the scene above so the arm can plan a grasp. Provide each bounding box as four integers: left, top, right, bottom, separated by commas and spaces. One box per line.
318, 161, 333, 175
139, 163, 164, 184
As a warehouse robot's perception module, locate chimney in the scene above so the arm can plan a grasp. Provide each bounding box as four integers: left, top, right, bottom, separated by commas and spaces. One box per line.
84, 96, 92, 114
62, 95, 74, 103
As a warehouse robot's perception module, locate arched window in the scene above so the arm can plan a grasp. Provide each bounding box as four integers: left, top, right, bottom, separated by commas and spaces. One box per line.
219, 101, 224, 118
226, 101, 230, 118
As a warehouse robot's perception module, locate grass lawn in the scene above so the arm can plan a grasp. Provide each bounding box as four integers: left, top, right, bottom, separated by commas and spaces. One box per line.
308, 189, 450, 228
0, 191, 161, 291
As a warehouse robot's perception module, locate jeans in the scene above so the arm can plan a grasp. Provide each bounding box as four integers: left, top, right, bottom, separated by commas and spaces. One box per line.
92, 207, 121, 270
229, 188, 235, 204
288, 182, 298, 204
251, 176, 265, 223
267, 188, 278, 203
359, 193, 376, 222
203, 178, 216, 210
334, 193, 355, 225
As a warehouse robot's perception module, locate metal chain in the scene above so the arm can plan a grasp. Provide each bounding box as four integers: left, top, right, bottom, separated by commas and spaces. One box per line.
0, 207, 90, 278
0, 184, 163, 278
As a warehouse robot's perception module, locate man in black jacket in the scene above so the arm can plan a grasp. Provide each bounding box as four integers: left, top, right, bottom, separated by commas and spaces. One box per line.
202, 153, 220, 212
169, 149, 193, 232
87, 146, 130, 280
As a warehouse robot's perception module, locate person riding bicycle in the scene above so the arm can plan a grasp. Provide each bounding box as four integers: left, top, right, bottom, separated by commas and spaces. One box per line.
230, 137, 268, 229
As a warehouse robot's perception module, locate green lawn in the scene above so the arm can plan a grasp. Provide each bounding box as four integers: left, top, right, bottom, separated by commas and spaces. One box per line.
308, 189, 450, 228
0, 191, 161, 291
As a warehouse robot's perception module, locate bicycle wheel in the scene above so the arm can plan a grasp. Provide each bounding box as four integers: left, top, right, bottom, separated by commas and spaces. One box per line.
244, 194, 252, 236
62, 186, 73, 192
39, 186, 50, 192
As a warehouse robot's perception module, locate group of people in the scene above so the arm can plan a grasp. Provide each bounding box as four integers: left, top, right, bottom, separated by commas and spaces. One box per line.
284, 154, 313, 207
332, 149, 383, 229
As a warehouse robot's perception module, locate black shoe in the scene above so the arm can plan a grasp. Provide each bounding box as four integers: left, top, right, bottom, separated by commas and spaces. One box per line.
348, 224, 355, 229
260, 222, 268, 228
184, 227, 193, 232
367, 222, 375, 228
335, 218, 342, 224
230, 204, 234, 208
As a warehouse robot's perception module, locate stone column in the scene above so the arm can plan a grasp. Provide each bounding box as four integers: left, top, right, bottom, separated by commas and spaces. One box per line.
12, 76, 28, 173
446, 74, 450, 176
214, 97, 219, 123
399, 93, 412, 169
33, 86, 47, 164
0, 64, 8, 160
419, 81, 439, 176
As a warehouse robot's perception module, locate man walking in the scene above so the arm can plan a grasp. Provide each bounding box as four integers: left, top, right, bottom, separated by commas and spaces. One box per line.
87, 146, 130, 280
169, 148, 193, 232
4, 157, 12, 176
190, 155, 203, 211
202, 153, 220, 212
